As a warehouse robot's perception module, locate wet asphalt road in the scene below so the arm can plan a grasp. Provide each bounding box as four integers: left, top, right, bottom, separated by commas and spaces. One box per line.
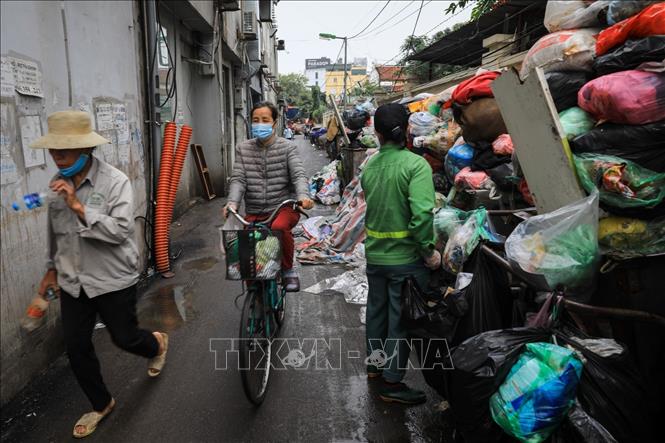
1, 136, 450, 443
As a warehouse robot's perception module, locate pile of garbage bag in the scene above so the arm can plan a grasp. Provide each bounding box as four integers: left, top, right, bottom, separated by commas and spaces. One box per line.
309, 160, 342, 206
444, 322, 658, 443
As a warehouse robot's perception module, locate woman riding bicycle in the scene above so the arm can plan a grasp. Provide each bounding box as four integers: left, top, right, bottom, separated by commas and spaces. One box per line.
224, 101, 314, 292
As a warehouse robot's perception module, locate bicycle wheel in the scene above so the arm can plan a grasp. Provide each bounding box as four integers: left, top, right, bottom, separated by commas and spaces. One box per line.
274, 289, 286, 328
238, 286, 271, 405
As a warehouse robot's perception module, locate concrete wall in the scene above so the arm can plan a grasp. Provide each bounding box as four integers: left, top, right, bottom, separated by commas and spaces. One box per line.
156, 5, 225, 211
0, 0, 149, 405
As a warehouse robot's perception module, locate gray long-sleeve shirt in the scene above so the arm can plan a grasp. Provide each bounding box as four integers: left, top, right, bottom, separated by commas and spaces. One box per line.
227, 136, 309, 214
46, 156, 139, 298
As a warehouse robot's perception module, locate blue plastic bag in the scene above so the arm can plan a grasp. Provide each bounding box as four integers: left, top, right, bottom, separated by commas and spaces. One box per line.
490, 342, 583, 443
445, 143, 475, 182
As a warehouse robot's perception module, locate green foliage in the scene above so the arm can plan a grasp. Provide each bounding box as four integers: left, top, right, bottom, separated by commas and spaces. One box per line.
278, 73, 327, 121
446, 0, 501, 20
397, 25, 465, 84
350, 80, 379, 99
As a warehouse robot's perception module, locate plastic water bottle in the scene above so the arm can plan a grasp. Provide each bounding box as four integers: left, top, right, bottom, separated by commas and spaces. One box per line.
10, 191, 57, 212
21, 286, 60, 332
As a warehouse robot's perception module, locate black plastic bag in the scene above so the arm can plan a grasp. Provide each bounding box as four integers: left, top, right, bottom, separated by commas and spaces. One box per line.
552, 402, 618, 443
594, 36, 665, 76
487, 162, 515, 191
452, 248, 514, 346
470, 148, 512, 172
447, 327, 551, 443
545, 71, 592, 112
556, 331, 658, 442
571, 122, 665, 173
345, 110, 369, 130
401, 277, 468, 342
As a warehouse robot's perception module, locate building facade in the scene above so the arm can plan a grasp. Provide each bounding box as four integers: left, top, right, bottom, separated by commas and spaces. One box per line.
304, 57, 330, 88
324, 64, 368, 98
0, 0, 281, 406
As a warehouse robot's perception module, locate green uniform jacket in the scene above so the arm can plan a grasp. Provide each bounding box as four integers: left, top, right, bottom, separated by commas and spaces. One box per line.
361, 143, 436, 265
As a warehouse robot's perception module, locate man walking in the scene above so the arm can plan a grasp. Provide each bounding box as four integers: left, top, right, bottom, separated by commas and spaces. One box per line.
361, 103, 440, 405
31, 111, 168, 438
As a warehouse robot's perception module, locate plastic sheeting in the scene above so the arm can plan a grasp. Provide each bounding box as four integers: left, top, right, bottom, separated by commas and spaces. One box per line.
297, 151, 377, 265
303, 264, 368, 305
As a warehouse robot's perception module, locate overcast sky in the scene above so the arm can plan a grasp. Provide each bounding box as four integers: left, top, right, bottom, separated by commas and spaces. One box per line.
275, 1, 474, 75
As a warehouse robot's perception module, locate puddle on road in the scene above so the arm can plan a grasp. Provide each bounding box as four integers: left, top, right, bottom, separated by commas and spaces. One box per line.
137, 285, 197, 332
181, 256, 219, 271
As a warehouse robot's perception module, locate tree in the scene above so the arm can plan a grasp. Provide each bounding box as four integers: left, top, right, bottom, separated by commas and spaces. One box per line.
398, 31, 461, 84
278, 73, 313, 119
446, 0, 502, 20
350, 80, 379, 99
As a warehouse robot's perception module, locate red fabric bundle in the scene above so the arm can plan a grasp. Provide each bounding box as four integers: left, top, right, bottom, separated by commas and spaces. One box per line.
448, 71, 501, 108
596, 3, 665, 56
578, 70, 665, 125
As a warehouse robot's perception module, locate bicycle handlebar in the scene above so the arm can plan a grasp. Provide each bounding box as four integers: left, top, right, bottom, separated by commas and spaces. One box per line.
228, 199, 306, 227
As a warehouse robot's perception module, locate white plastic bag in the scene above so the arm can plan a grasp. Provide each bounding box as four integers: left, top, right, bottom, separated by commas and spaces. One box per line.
520, 29, 599, 80
505, 192, 599, 291
408, 112, 441, 137
544, 1, 610, 32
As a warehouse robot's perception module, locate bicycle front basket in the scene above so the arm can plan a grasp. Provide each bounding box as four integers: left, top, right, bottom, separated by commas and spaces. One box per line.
222, 229, 282, 280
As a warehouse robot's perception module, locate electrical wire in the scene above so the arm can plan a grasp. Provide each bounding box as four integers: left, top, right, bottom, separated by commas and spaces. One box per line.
319, 40, 346, 93
354, 1, 434, 41
348, 1, 392, 40
352, 1, 418, 40
407, 20, 545, 74
406, 0, 541, 65
396, 20, 546, 91
391, 0, 425, 92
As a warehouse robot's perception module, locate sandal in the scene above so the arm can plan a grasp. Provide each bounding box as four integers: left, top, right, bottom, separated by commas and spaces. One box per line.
148, 332, 169, 377
73, 398, 115, 438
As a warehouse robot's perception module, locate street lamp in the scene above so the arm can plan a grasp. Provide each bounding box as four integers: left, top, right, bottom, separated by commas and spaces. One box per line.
319, 32, 348, 109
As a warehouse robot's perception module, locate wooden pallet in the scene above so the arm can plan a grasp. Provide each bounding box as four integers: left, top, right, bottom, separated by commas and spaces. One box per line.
190, 144, 216, 200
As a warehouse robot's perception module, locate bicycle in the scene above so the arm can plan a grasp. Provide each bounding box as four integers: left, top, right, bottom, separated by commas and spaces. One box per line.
222, 200, 307, 405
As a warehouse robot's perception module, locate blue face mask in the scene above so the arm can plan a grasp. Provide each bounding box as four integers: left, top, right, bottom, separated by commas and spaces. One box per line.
59, 153, 90, 177
252, 123, 274, 140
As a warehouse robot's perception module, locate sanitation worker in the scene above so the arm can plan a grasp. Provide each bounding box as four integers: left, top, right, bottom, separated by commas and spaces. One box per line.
361, 103, 440, 405
31, 111, 168, 438
224, 101, 314, 291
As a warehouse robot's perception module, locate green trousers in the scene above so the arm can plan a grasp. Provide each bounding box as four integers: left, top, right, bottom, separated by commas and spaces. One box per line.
365, 262, 430, 383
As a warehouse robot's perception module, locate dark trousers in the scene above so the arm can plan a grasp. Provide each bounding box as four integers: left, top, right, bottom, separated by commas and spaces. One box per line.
366, 263, 430, 383
60, 285, 159, 411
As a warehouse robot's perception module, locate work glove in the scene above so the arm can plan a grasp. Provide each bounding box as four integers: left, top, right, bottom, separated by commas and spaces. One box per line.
424, 250, 442, 270
223, 202, 238, 219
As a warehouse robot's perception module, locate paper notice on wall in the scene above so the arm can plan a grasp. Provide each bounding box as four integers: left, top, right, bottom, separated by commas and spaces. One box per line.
78, 102, 92, 115
0, 57, 16, 97
19, 115, 45, 168
10, 57, 43, 98
95, 103, 114, 131
118, 143, 130, 164
113, 103, 130, 144
0, 103, 19, 185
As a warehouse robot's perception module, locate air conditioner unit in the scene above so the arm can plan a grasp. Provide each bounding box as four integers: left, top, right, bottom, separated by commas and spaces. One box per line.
242, 11, 258, 40
259, 0, 273, 22
218, 0, 240, 11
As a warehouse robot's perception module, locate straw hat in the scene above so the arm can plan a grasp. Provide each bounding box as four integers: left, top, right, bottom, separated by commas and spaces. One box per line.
30, 111, 110, 149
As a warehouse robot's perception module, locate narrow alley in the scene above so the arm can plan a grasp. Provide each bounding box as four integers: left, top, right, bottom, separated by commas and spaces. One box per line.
1, 136, 449, 443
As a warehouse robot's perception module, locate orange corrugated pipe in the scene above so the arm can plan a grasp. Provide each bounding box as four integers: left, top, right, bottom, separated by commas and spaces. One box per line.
166, 125, 193, 227
154, 122, 177, 275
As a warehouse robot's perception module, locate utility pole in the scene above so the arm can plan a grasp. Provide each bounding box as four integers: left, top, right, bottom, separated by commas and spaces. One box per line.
342, 36, 348, 110
318, 32, 349, 111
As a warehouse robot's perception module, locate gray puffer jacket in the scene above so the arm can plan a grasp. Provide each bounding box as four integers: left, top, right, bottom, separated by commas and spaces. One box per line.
228, 136, 309, 214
